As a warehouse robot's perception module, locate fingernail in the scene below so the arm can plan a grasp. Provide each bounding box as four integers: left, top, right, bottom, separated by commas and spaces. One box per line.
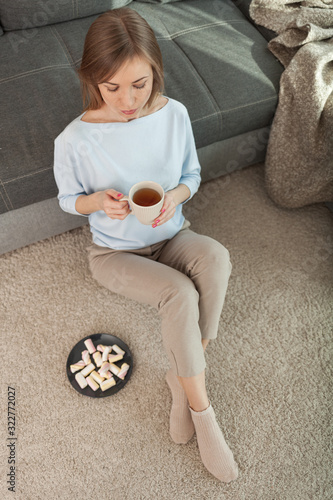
161, 209, 166, 213
117, 193, 122, 197
152, 224, 157, 228
156, 219, 160, 223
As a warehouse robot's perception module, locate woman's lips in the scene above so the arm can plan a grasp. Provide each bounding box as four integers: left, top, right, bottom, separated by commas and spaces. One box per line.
121, 109, 137, 115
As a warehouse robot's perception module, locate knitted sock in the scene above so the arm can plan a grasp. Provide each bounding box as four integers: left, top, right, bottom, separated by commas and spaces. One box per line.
190, 404, 238, 482
166, 370, 195, 444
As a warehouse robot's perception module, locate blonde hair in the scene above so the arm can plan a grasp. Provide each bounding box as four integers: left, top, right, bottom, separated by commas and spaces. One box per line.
78, 8, 164, 111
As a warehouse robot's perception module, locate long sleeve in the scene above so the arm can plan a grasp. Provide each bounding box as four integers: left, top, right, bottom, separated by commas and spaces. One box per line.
54, 132, 88, 217
179, 110, 201, 201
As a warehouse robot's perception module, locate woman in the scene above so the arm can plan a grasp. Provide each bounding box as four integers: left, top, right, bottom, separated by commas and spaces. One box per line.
54, 7, 238, 482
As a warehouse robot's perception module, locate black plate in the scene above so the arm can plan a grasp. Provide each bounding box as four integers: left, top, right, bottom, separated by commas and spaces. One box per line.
66, 333, 133, 398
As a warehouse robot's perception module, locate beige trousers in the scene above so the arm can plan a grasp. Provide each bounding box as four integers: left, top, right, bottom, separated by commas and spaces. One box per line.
87, 223, 232, 377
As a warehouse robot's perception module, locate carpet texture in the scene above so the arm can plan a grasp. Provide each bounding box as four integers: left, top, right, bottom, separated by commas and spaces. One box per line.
1, 164, 332, 500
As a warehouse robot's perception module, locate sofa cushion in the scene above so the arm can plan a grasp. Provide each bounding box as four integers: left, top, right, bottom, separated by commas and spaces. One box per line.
133, 1, 182, 3
0, 0, 132, 31
132, 0, 282, 145
0, 0, 283, 214
232, 0, 276, 41
0, 23, 84, 211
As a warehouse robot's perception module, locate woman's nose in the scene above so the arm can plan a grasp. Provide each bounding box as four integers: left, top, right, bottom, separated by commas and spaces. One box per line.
119, 89, 135, 108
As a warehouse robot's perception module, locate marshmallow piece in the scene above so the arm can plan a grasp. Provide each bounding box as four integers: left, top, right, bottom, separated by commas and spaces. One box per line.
99, 362, 110, 377
117, 363, 130, 380
70, 360, 85, 373
109, 363, 120, 376
90, 371, 105, 385
82, 350, 91, 365
80, 363, 95, 377
86, 375, 99, 391
75, 372, 88, 389
97, 344, 106, 353
84, 338, 96, 354
100, 377, 116, 391
108, 354, 123, 363
102, 345, 112, 362
93, 351, 103, 368
112, 344, 125, 356
103, 371, 112, 380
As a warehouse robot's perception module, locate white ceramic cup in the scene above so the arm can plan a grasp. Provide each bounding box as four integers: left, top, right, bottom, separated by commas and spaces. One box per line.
122, 181, 165, 225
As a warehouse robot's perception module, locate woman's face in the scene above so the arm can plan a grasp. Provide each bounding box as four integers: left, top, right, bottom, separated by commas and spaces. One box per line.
98, 56, 154, 121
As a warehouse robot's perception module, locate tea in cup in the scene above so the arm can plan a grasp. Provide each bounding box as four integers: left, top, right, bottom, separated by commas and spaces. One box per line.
122, 181, 164, 225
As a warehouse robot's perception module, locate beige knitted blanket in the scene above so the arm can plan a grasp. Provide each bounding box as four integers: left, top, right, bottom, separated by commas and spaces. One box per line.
249, 0, 333, 208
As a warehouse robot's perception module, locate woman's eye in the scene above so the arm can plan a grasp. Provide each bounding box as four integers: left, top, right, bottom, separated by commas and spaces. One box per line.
134, 82, 146, 90
105, 82, 146, 93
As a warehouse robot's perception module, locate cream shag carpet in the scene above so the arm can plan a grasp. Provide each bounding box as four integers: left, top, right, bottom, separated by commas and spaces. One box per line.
1, 164, 332, 500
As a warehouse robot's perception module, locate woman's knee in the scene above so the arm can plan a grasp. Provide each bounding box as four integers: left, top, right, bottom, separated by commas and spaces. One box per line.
197, 238, 232, 277
214, 242, 232, 276
159, 276, 199, 312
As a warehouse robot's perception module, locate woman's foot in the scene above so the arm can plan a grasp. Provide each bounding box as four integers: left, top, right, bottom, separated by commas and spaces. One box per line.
190, 403, 238, 482
166, 370, 195, 444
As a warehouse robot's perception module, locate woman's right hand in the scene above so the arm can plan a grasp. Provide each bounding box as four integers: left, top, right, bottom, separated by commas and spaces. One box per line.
99, 189, 130, 220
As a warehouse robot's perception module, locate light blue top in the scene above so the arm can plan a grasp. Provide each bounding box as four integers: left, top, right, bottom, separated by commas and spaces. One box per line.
53, 98, 201, 250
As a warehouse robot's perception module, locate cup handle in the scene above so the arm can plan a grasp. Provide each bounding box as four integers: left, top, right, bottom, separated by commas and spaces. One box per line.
120, 195, 134, 215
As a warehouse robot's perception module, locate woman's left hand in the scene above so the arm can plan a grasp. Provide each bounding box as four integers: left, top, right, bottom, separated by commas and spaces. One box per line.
152, 191, 176, 228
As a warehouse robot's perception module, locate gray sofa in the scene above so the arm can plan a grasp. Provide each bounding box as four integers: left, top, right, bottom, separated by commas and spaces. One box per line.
0, 0, 283, 255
